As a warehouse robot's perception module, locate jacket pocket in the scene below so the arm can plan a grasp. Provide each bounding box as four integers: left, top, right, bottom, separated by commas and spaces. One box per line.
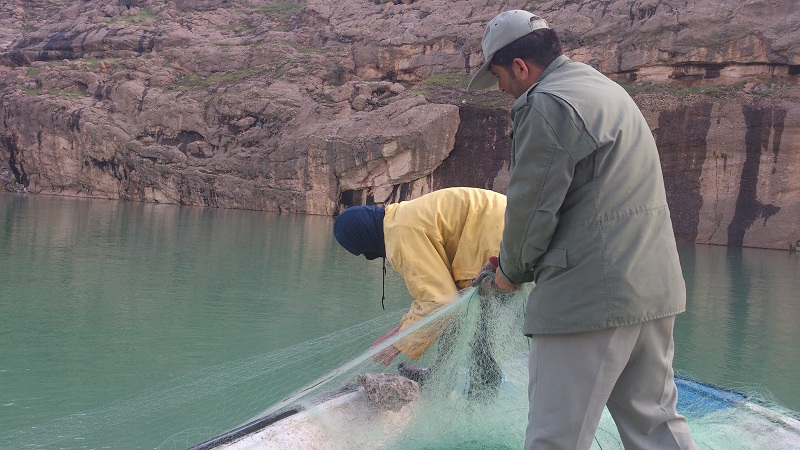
538, 247, 567, 268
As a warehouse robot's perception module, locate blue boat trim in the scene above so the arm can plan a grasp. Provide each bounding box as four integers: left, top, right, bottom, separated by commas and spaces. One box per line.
674, 374, 747, 417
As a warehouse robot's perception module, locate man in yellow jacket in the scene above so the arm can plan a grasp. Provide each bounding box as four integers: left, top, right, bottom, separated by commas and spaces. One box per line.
333, 187, 506, 366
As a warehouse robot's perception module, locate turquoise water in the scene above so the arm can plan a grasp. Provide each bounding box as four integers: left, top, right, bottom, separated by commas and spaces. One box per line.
1, 193, 798, 448
675, 243, 800, 407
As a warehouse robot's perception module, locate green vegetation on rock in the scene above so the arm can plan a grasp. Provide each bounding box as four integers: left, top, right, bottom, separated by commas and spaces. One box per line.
21, 86, 42, 95
254, 2, 304, 19
617, 80, 747, 98
411, 71, 510, 107
175, 69, 257, 91
47, 88, 85, 99
110, 8, 158, 23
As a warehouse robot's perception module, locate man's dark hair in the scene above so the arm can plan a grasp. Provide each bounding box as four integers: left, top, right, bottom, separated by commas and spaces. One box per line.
491, 28, 563, 70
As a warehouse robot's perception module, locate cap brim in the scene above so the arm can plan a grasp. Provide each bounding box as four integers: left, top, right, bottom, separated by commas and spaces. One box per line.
467, 58, 496, 91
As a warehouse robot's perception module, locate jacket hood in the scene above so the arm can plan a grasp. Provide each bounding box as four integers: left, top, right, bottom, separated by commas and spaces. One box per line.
333, 205, 386, 259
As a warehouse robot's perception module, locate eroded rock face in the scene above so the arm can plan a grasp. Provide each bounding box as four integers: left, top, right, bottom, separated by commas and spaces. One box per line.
549, 0, 799, 81
643, 93, 800, 250
0, 0, 798, 248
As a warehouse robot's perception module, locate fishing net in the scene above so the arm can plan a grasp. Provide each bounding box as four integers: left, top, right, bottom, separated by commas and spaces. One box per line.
183, 286, 532, 450
181, 286, 800, 450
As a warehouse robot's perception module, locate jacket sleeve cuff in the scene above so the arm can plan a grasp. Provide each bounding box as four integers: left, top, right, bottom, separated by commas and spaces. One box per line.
497, 260, 517, 287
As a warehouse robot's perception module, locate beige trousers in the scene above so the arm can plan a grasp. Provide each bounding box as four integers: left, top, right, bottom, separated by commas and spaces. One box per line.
525, 315, 697, 450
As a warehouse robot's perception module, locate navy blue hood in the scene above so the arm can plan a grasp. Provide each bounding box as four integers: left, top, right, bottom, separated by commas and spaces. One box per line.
333, 206, 386, 260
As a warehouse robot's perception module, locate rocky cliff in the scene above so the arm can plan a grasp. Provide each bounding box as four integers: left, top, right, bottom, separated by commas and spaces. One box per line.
0, 0, 798, 250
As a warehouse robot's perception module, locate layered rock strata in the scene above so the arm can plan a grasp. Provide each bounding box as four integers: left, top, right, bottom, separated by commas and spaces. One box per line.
0, 0, 798, 249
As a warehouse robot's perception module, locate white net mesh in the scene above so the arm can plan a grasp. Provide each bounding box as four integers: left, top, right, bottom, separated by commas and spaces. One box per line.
181, 286, 800, 450
183, 286, 532, 449
5, 285, 798, 449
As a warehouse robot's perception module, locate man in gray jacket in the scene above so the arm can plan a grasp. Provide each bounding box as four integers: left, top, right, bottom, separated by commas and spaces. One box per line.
468, 10, 697, 450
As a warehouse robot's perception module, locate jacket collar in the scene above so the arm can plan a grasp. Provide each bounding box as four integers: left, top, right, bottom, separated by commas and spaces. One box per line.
511, 55, 572, 114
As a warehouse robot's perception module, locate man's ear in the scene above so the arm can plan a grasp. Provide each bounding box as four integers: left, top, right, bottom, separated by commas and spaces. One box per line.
514, 57, 544, 85
511, 57, 529, 79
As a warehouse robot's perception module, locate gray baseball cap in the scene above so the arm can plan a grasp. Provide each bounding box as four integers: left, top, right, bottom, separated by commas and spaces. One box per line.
467, 10, 549, 91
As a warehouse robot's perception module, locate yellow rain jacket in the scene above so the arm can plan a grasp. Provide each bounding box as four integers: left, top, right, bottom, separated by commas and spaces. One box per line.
383, 187, 506, 359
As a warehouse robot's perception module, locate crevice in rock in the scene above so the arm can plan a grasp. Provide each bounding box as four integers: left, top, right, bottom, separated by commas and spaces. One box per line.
727, 106, 784, 246
88, 156, 126, 181
339, 189, 361, 208
655, 103, 712, 243
431, 105, 511, 192
67, 109, 83, 132
42, 31, 77, 52
2, 51, 30, 67
2, 136, 29, 187
385, 182, 412, 204
159, 130, 205, 154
